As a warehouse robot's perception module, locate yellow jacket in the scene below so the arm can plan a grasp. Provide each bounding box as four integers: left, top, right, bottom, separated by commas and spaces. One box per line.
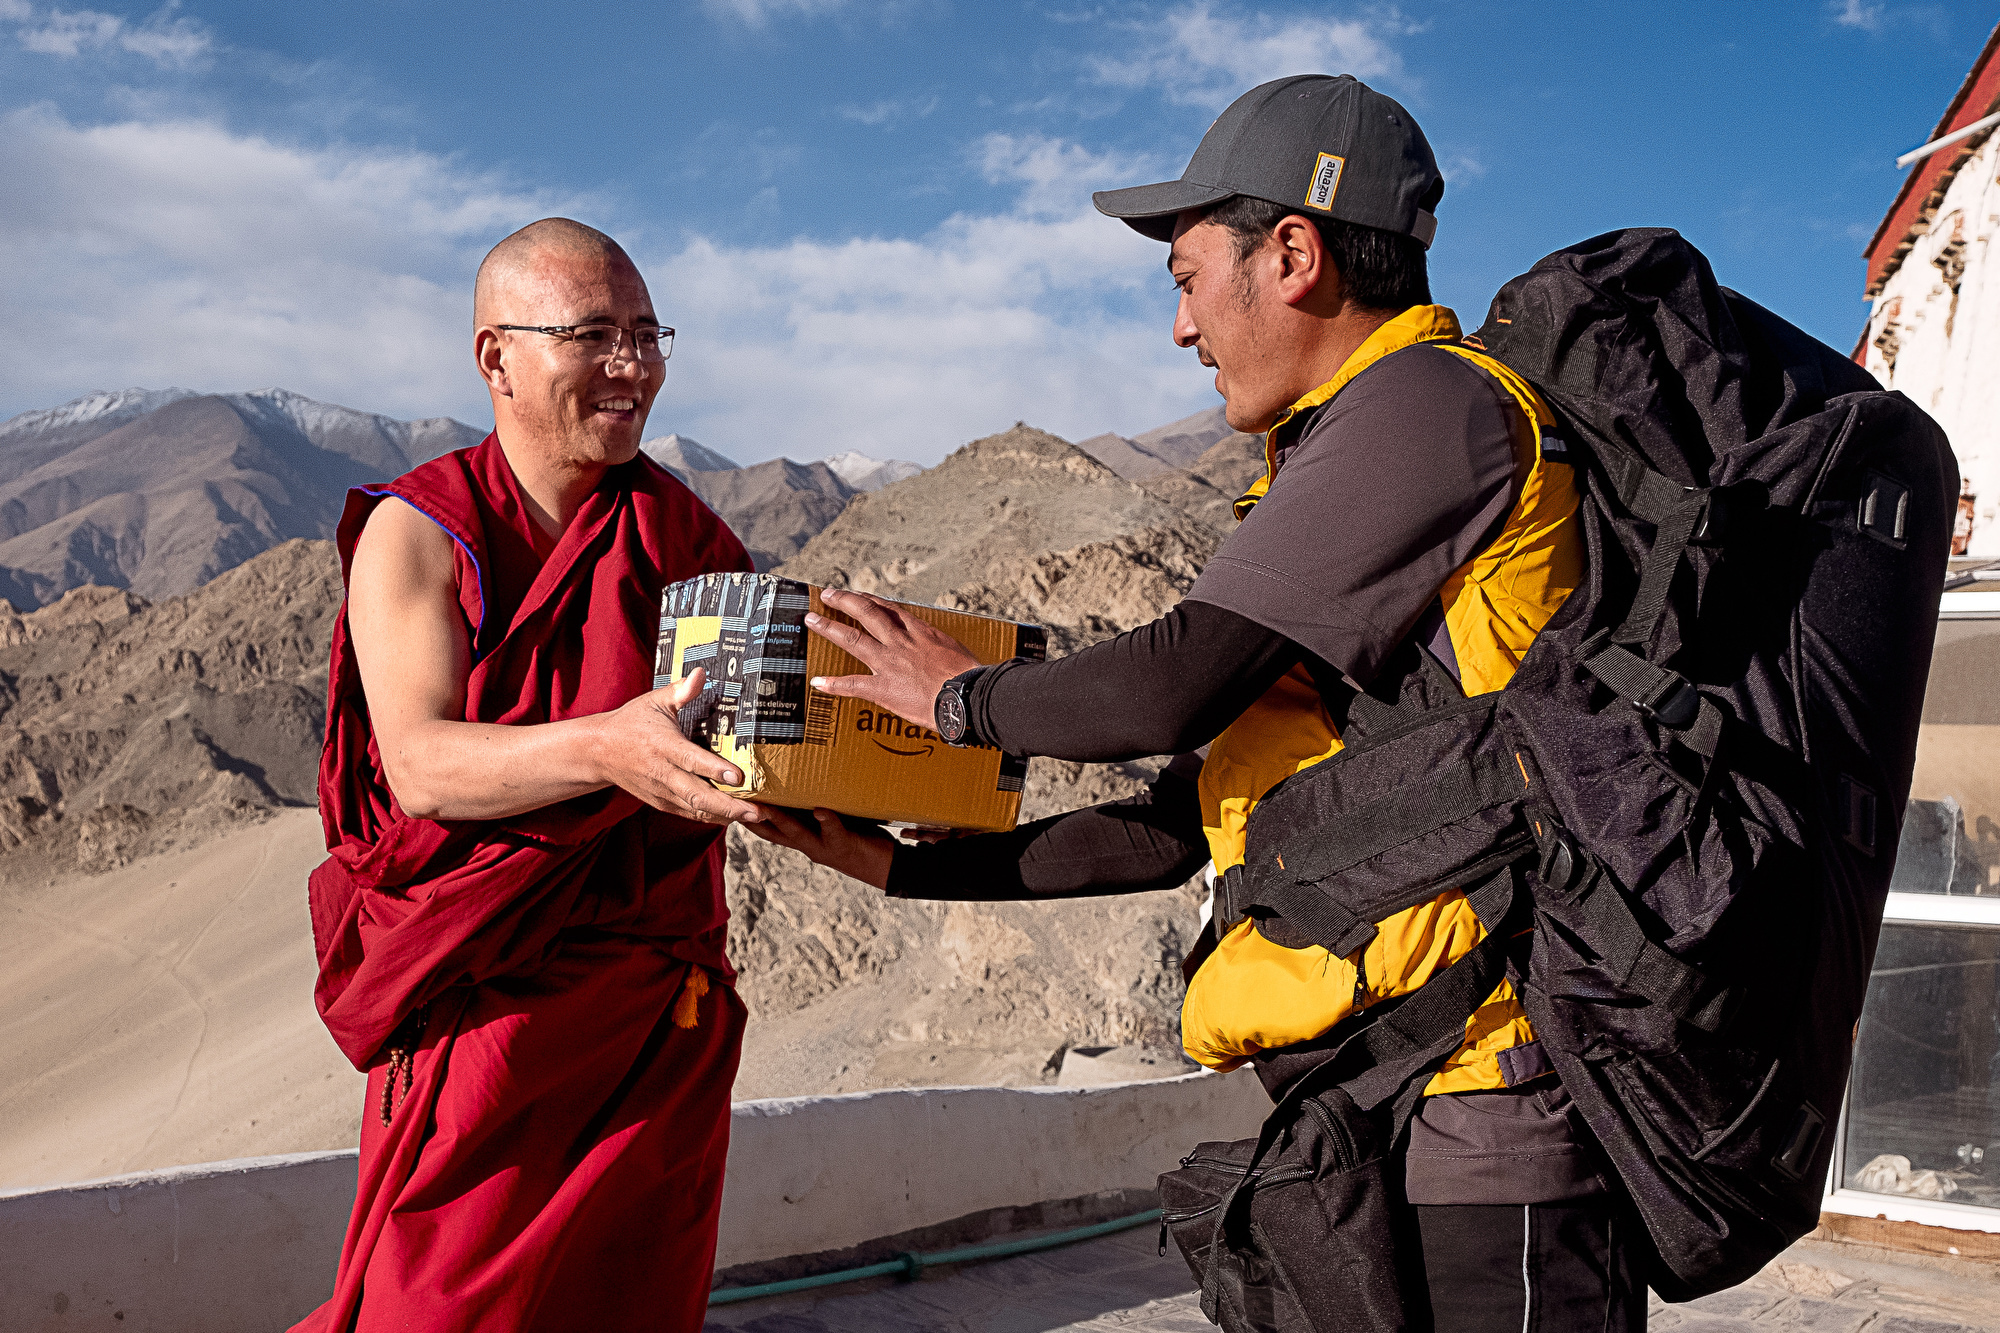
1184, 305, 1583, 1094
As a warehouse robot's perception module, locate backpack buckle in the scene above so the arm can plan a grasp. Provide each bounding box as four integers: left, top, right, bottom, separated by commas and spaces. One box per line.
1537, 829, 1580, 896
1634, 675, 1701, 728
1687, 488, 1729, 546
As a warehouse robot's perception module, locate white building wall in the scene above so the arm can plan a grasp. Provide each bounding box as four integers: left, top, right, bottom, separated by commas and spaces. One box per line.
1861, 128, 2000, 555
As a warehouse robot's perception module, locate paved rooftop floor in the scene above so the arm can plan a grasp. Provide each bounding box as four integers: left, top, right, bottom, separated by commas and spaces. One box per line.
703, 1226, 2000, 1333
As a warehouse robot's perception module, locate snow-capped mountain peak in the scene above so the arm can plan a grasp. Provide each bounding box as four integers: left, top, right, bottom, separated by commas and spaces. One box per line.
641, 434, 740, 475
0, 387, 201, 442
823, 450, 923, 492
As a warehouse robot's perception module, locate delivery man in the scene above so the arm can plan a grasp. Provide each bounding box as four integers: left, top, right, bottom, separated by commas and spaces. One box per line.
751, 76, 1640, 1332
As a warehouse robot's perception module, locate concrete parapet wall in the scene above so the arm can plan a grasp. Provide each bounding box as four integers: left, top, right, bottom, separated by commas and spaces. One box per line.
0, 1070, 1269, 1332
715, 1069, 1269, 1269
0, 1149, 360, 1332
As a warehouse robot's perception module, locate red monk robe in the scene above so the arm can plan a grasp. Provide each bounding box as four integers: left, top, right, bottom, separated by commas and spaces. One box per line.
294, 435, 752, 1333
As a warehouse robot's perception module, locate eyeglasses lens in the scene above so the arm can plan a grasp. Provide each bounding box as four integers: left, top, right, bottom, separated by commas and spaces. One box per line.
573, 324, 672, 363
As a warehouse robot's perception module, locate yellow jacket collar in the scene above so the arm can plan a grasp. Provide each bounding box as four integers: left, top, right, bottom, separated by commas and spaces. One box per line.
1273, 304, 1462, 428
1236, 304, 1462, 519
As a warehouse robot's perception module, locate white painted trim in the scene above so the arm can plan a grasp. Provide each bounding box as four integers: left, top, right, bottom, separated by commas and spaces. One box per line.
1821, 1187, 2000, 1234
0, 1148, 356, 1201
1881, 891, 2000, 925
1937, 590, 2000, 618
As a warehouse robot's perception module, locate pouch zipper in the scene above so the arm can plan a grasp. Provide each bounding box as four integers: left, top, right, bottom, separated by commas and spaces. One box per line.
1161, 1164, 1316, 1231
1301, 1098, 1359, 1171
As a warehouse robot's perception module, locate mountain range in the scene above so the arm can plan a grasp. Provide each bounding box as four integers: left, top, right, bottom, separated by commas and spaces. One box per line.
0, 410, 1253, 1171
0, 387, 1255, 605
641, 434, 859, 570
1074, 405, 1257, 481
0, 388, 483, 609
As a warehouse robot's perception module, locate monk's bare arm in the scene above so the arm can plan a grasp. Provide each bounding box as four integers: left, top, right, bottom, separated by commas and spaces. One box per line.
346, 498, 762, 824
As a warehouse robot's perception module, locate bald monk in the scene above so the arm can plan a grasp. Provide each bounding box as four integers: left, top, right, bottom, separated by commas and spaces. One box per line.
293, 219, 768, 1333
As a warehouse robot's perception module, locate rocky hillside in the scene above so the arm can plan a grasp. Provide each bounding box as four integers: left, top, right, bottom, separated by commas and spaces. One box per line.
643, 434, 862, 570
0, 389, 482, 609
0, 539, 341, 871
2, 412, 1241, 1103
1075, 404, 1258, 481
780, 423, 1221, 652
684, 459, 859, 570
1139, 432, 1266, 536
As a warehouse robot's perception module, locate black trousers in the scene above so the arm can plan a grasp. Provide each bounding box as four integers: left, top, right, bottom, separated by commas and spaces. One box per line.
1408, 1203, 1646, 1333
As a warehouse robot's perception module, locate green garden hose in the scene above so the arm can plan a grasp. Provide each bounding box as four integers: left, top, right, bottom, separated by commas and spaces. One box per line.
707, 1206, 1166, 1306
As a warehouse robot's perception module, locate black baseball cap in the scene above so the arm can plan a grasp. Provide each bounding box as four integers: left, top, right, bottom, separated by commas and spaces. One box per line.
1093, 75, 1442, 248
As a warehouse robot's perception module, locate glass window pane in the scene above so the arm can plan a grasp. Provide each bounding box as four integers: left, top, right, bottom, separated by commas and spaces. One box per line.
1899, 619, 2000, 895
1843, 921, 2000, 1208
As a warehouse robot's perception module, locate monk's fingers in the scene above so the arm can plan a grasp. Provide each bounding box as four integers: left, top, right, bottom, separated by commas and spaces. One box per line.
655, 769, 764, 824
660, 667, 706, 710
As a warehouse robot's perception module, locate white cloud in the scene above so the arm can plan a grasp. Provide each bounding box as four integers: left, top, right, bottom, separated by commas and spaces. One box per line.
976, 131, 1156, 217
0, 108, 1215, 463
1441, 150, 1486, 183
650, 130, 1206, 462
702, 0, 850, 25
6, 1, 211, 66
1830, 0, 1884, 30
1094, 2, 1410, 108
838, 94, 939, 128
653, 203, 1203, 465
0, 107, 580, 425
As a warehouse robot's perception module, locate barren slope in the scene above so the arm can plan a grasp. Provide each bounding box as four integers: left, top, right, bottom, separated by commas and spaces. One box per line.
3, 420, 1224, 1183
680, 458, 858, 570
0, 539, 340, 869
780, 423, 1215, 621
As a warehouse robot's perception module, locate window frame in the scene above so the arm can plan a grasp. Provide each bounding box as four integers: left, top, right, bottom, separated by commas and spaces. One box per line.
1822, 588, 2000, 1231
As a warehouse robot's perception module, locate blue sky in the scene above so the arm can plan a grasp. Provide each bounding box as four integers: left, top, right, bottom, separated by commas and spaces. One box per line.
0, 0, 1991, 464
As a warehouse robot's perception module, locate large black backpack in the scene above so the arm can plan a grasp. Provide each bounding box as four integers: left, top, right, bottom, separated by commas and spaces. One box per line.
1202, 229, 1957, 1304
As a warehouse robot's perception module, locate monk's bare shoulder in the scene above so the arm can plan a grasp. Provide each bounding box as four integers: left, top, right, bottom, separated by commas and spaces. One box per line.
350, 497, 459, 610
347, 497, 471, 730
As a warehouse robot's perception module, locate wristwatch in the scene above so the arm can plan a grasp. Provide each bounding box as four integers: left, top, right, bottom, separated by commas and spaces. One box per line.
934, 667, 988, 747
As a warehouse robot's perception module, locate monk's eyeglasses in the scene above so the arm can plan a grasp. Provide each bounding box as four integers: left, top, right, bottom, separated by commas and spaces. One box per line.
495, 323, 675, 365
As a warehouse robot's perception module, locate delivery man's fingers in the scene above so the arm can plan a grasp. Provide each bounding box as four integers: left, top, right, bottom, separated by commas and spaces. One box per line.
801, 607, 888, 670
746, 804, 816, 845
817, 588, 916, 645
747, 807, 894, 888
805, 670, 888, 702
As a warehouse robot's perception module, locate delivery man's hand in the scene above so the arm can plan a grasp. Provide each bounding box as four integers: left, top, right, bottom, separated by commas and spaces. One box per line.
805, 588, 981, 732
747, 806, 896, 889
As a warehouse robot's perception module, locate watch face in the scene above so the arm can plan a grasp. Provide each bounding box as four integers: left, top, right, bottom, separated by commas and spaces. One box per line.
937, 688, 968, 743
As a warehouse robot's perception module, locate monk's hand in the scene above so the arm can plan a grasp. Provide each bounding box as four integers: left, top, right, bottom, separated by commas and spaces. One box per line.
805, 589, 981, 731
596, 669, 765, 825
746, 806, 895, 890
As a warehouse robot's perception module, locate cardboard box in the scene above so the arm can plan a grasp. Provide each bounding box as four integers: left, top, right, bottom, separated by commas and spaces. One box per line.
656, 572, 1046, 831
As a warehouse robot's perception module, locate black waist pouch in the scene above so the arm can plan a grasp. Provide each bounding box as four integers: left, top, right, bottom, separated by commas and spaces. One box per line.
1159, 875, 1527, 1332
1159, 1085, 1417, 1332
